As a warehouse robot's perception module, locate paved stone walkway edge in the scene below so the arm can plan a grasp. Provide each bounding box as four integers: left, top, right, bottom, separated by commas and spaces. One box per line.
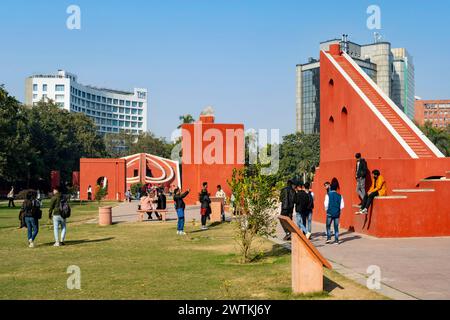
268, 236, 418, 300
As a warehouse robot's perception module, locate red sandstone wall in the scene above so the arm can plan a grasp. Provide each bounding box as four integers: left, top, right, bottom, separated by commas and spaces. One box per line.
181, 122, 245, 205
80, 159, 126, 201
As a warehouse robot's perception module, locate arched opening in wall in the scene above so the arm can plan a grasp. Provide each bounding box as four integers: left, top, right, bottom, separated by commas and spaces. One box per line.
329, 79, 334, 86
341, 107, 348, 140
329, 116, 334, 123
341, 107, 348, 116
96, 176, 108, 189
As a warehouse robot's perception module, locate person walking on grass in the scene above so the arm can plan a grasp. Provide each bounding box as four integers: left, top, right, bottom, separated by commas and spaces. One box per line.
355, 153, 368, 205
294, 182, 311, 239
324, 181, 344, 245
280, 180, 296, 241
174, 187, 190, 235
358, 169, 386, 214
22, 192, 41, 248
7, 186, 15, 208
199, 182, 211, 230
49, 188, 71, 247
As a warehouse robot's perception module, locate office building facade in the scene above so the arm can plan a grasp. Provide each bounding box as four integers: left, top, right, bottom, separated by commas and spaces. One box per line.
296, 38, 415, 133
25, 70, 148, 134
414, 99, 450, 128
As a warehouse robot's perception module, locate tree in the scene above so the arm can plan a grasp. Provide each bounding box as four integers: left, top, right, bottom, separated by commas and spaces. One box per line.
177, 114, 195, 129
0, 87, 106, 189
277, 132, 320, 183
228, 164, 278, 263
104, 131, 173, 159
419, 121, 450, 157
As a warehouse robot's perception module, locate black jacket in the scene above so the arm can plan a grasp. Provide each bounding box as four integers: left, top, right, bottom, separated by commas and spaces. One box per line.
294, 190, 310, 214
356, 158, 368, 179
174, 191, 189, 210
199, 190, 211, 209
280, 186, 295, 210
157, 194, 167, 210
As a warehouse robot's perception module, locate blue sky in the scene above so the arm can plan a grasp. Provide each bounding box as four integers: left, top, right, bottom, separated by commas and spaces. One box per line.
1, 0, 449, 139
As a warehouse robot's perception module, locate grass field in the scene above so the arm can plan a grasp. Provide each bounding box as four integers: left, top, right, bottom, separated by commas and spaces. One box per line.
0, 200, 386, 300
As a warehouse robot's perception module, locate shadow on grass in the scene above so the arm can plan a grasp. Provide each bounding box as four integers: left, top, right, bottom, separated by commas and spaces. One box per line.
324, 276, 344, 292
250, 244, 290, 263
41, 237, 115, 246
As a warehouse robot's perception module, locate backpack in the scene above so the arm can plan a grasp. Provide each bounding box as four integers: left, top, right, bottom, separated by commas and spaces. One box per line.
59, 196, 71, 219
32, 199, 42, 220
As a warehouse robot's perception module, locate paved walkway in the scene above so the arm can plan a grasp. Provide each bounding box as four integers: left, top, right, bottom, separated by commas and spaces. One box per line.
275, 217, 450, 300
112, 201, 450, 300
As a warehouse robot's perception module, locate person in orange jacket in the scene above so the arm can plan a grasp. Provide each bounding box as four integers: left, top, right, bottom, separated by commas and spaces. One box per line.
358, 169, 386, 214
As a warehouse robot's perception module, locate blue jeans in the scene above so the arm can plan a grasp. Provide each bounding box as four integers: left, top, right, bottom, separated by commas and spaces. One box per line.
53, 215, 67, 242
295, 213, 308, 234
176, 208, 185, 231
306, 211, 313, 234
25, 217, 39, 241
326, 215, 340, 242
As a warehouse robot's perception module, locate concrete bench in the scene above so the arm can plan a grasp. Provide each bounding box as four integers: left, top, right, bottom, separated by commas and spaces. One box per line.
137, 209, 168, 222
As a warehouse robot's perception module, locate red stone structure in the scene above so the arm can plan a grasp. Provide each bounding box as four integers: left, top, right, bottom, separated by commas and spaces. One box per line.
80, 153, 180, 201
312, 44, 450, 238
181, 114, 245, 205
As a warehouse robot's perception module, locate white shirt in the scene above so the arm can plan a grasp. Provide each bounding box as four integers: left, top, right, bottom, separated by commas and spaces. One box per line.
216, 190, 227, 204
324, 191, 345, 210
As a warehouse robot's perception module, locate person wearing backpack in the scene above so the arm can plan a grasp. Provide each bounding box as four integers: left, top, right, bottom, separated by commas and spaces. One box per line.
22, 192, 40, 248
304, 182, 315, 236
324, 180, 344, 245
49, 188, 70, 247
279, 180, 296, 241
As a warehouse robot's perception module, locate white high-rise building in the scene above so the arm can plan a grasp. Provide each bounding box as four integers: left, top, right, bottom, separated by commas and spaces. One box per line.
25, 70, 148, 134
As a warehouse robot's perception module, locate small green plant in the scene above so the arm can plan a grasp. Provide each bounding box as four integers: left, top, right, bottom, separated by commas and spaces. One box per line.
228, 164, 278, 263
95, 185, 108, 205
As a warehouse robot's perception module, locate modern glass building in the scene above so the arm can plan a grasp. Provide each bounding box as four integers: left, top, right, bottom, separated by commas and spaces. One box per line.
25, 70, 148, 135
296, 38, 415, 133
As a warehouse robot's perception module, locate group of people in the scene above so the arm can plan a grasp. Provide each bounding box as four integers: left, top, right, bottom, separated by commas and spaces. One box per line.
17, 188, 70, 248
280, 152, 387, 245
136, 182, 228, 235
279, 180, 315, 241
139, 187, 167, 220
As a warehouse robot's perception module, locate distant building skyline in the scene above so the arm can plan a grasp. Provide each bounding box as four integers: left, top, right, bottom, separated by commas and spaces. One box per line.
25, 70, 148, 135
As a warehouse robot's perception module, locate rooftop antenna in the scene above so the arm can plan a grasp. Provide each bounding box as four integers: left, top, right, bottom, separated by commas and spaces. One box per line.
341, 34, 349, 53
374, 32, 383, 43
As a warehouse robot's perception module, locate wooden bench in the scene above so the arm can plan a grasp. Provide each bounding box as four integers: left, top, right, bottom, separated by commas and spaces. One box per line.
137, 209, 168, 222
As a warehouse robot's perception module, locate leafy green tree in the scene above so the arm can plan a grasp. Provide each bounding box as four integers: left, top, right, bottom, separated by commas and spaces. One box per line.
177, 114, 195, 129
419, 121, 450, 156
277, 132, 320, 183
228, 164, 278, 263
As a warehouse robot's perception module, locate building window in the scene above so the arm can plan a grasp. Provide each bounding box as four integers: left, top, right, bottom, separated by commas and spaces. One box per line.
33, 94, 38, 100
33, 84, 38, 91
43, 84, 47, 92
55, 85, 65, 92
55, 95, 65, 101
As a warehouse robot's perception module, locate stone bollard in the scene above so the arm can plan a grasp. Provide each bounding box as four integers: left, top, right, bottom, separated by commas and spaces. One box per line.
99, 206, 112, 226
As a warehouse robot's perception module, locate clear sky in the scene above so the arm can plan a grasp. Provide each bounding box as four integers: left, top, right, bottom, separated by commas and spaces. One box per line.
1, 0, 449, 139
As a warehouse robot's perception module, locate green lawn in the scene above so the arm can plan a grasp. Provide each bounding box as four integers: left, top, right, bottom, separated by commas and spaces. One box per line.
0, 201, 386, 300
